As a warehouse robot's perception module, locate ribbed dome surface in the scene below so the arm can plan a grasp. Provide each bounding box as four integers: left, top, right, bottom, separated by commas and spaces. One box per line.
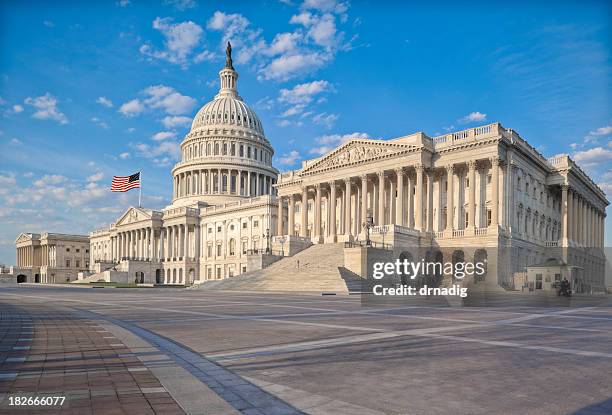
190, 96, 264, 136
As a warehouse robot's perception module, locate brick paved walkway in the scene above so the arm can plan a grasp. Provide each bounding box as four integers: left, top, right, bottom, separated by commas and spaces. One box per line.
0, 302, 184, 415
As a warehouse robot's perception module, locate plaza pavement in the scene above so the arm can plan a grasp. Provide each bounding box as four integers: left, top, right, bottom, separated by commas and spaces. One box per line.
0, 285, 611, 415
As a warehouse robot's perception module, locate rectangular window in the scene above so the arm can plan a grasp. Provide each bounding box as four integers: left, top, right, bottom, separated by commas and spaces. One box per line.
66, 259, 71, 268
76, 248, 80, 253
253, 220, 259, 228
207, 245, 212, 258
216, 244, 222, 256
76, 260, 80, 268
242, 241, 247, 254
465, 213, 469, 228
535, 274, 543, 290
487, 210, 492, 226
242, 222, 247, 229
216, 267, 222, 279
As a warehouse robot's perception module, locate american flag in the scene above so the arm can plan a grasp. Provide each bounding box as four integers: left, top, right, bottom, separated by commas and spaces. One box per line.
111, 172, 141, 192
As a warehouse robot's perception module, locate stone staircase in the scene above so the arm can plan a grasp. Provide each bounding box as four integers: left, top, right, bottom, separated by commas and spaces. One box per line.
196, 243, 364, 294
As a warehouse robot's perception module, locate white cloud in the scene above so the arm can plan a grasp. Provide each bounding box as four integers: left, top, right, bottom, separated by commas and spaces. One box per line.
131, 141, 181, 167
119, 85, 196, 118
309, 132, 370, 155
279, 80, 332, 104
573, 146, 612, 167
588, 126, 612, 136
96, 96, 113, 107
207, 11, 266, 65
10, 138, 22, 145
119, 152, 130, 159
43, 20, 54, 28
91, 117, 109, 129
140, 17, 205, 68
267, 32, 302, 56
302, 0, 349, 15
459, 111, 487, 124
87, 172, 104, 182
0, 174, 16, 186
24, 93, 68, 124
119, 99, 144, 117
312, 112, 338, 128
260, 51, 329, 81
151, 131, 177, 141
162, 115, 192, 128
12, 104, 23, 113
143, 85, 197, 115
117, 0, 130, 7
34, 174, 67, 187
163, 0, 197, 11
277, 150, 301, 165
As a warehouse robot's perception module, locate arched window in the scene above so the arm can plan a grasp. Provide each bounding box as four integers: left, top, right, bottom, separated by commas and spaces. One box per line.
223, 143, 227, 155
215, 143, 219, 155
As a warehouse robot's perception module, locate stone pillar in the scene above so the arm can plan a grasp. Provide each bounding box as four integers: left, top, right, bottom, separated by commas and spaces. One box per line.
361, 175, 368, 231
247, 171, 251, 196
377, 171, 385, 226
149, 227, 154, 260
300, 186, 308, 237
561, 185, 569, 244
468, 161, 476, 230
446, 165, 454, 231
426, 169, 434, 232
329, 182, 337, 240
491, 157, 500, 228
567, 189, 573, 243
394, 169, 404, 226
277, 196, 284, 236
184, 224, 189, 259
415, 165, 424, 231
344, 179, 352, 236
314, 184, 322, 241
288, 194, 295, 236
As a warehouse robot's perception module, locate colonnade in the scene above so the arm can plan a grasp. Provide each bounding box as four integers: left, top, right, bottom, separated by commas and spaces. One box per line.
277, 159, 503, 240
561, 186, 606, 248
111, 224, 200, 262
16, 246, 34, 267
173, 169, 275, 199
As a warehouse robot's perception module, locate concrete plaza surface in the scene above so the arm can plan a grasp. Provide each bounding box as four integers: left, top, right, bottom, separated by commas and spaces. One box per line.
0, 286, 611, 415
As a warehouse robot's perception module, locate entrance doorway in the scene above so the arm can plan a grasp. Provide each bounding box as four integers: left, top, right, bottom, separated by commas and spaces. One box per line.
17, 275, 27, 283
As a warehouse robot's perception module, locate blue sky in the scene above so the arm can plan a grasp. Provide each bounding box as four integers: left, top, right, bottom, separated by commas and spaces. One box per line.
0, 0, 611, 265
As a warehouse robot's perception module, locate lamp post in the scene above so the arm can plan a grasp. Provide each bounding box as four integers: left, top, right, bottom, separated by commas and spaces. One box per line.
264, 228, 271, 254
362, 209, 374, 247
279, 236, 286, 256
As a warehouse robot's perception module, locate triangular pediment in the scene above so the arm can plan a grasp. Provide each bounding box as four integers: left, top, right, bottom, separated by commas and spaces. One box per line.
115, 207, 152, 227
15, 233, 33, 244
301, 139, 420, 175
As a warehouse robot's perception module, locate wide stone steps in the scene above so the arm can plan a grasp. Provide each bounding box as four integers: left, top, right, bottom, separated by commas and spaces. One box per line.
197, 243, 364, 293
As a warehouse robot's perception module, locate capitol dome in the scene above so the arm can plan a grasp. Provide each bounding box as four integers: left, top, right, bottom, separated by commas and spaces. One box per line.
170, 42, 278, 208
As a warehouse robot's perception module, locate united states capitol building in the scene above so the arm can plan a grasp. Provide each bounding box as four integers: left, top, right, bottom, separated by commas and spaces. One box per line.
10, 45, 609, 292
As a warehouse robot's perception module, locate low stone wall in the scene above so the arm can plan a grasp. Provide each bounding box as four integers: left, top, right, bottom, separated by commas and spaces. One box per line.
344, 246, 394, 279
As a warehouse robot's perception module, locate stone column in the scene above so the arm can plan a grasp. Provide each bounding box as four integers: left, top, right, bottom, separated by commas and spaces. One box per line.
561, 185, 569, 244
567, 189, 574, 243
344, 179, 352, 236
426, 169, 434, 232
247, 171, 251, 196
149, 227, 154, 260
288, 194, 295, 236
377, 171, 385, 226
468, 161, 476, 230
300, 186, 308, 237
277, 196, 284, 236
184, 225, 189, 259
329, 182, 337, 240
446, 165, 454, 231
491, 157, 500, 228
394, 169, 404, 226
361, 175, 368, 230
314, 184, 322, 241
415, 164, 424, 231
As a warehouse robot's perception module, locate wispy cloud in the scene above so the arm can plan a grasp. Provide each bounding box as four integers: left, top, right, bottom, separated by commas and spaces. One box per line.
119, 85, 196, 117
24, 93, 68, 124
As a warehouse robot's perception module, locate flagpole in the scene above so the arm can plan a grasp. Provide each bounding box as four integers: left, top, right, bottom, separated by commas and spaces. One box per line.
138, 170, 142, 208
